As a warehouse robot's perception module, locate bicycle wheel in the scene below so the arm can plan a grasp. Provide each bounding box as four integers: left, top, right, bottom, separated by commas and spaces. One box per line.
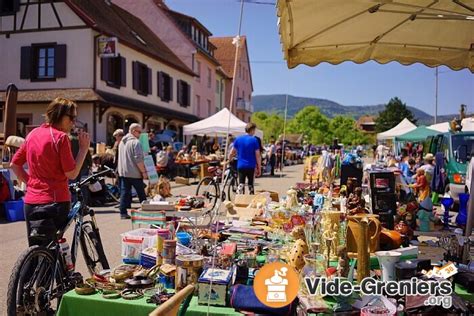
226, 175, 238, 202
196, 177, 219, 209
80, 221, 109, 275
7, 246, 59, 316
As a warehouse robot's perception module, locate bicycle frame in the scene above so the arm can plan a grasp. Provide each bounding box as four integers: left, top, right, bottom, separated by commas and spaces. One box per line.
34, 168, 111, 302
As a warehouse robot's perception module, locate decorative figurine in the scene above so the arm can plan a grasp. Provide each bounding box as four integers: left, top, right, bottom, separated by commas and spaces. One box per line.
417, 198, 436, 232
286, 187, 299, 209
339, 186, 348, 214
292, 226, 306, 241
346, 177, 357, 196
346, 187, 366, 215
394, 221, 413, 246
289, 239, 309, 271
336, 245, 349, 278
313, 191, 325, 213
410, 169, 430, 203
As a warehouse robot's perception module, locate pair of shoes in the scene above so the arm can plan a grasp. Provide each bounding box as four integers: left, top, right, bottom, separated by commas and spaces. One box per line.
120, 214, 131, 220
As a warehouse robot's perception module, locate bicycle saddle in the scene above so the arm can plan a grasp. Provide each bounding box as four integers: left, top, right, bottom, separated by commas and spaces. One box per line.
207, 166, 219, 173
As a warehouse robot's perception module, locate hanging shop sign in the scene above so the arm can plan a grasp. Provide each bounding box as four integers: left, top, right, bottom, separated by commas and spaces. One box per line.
98, 37, 118, 58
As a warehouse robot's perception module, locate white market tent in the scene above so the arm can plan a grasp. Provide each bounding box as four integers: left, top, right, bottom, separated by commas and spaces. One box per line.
183, 108, 263, 139
377, 118, 417, 140
429, 121, 450, 133
429, 117, 474, 133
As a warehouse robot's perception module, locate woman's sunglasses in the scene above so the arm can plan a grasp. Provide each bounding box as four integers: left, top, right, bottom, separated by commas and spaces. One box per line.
66, 114, 77, 122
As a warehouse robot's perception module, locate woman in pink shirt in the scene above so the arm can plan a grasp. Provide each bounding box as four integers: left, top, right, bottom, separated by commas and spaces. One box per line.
11, 97, 90, 246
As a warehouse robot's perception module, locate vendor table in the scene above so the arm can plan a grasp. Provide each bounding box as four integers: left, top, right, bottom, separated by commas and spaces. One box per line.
56, 284, 474, 316
175, 160, 218, 184
56, 290, 242, 316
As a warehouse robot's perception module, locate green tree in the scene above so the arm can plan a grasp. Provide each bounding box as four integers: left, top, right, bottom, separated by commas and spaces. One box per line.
287, 106, 331, 144
251, 112, 284, 142
330, 116, 370, 145
375, 97, 417, 133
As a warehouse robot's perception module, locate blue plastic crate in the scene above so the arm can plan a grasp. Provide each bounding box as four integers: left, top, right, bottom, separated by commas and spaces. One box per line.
140, 253, 156, 268
5, 199, 24, 222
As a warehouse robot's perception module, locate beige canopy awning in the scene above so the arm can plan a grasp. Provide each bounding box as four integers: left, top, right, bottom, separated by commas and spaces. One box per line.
277, 0, 474, 72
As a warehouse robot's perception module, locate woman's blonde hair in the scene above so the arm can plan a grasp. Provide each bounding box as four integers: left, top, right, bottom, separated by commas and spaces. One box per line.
45, 97, 77, 125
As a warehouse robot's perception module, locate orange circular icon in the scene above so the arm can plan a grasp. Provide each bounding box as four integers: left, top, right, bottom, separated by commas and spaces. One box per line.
253, 262, 299, 308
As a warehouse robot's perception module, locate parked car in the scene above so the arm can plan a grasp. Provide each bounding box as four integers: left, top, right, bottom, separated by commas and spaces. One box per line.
424, 131, 474, 202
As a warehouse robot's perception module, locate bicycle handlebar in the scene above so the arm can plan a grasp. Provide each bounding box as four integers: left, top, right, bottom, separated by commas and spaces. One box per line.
69, 166, 115, 191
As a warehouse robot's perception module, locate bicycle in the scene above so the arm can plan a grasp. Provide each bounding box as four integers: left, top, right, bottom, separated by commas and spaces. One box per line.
7, 167, 112, 316
195, 160, 238, 209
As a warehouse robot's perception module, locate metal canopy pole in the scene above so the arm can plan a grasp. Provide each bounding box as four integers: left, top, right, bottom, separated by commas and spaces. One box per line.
466, 157, 474, 238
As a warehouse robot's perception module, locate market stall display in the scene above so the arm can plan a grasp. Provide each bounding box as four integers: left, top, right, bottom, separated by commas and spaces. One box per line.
52, 165, 474, 315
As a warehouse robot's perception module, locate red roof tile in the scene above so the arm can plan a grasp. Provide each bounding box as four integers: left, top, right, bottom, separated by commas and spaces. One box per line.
357, 115, 376, 125
0, 89, 101, 103
210, 36, 247, 78
66, 0, 194, 76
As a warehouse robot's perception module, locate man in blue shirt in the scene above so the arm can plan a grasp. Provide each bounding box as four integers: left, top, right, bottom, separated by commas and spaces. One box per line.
229, 123, 261, 194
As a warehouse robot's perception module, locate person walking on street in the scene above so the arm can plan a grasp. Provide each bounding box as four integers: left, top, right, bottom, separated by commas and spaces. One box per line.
11, 97, 90, 246
229, 123, 261, 194
112, 129, 124, 168
70, 127, 93, 205
117, 123, 148, 219
268, 138, 276, 176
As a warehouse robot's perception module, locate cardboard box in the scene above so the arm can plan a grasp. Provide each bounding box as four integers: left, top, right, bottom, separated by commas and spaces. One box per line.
198, 268, 233, 306
141, 200, 175, 211
175, 176, 189, 185
256, 190, 279, 202
232, 194, 258, 220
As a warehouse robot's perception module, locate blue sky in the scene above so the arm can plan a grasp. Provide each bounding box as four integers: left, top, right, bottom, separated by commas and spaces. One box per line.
167, 0, 473, 117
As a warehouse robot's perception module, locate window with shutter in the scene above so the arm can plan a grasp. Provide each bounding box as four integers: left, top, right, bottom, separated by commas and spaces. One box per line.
22, 43, 67, 81
133, 61, 151, 95
177, 79, 182, 105
196, 95, 200, 116
185, 82, 191, 107
28, 43, 56, 81
195, 61, 201, 82
157, 71, 164, 99
207, 67, 211, 89
20, 46, 31, 80
177, 80, 190, 107
55, 45, 67, 78
168, 76, 173, 102
36, 46, 55, 79
101, 56, 125, 88
158, 71, 172, 102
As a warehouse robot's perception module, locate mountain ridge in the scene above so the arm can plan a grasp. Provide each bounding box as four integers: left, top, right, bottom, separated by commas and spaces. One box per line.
252, 94, 456, 125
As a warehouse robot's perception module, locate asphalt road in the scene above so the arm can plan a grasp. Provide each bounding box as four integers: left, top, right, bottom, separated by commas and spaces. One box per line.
0, 163, 303, 315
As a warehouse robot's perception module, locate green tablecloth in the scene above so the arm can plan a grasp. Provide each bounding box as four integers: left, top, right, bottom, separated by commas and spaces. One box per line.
56, 284, 474, 316
57, 290, 242, 316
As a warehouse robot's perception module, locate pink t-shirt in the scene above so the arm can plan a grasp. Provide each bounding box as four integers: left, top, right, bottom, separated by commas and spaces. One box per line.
12, 124, 76, 204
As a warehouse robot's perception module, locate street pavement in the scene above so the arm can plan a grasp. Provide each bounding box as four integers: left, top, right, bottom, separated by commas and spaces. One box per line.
0, 163, 303, 315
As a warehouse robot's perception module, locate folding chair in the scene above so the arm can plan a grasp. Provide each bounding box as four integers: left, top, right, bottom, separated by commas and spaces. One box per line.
148, 284, 195, 316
